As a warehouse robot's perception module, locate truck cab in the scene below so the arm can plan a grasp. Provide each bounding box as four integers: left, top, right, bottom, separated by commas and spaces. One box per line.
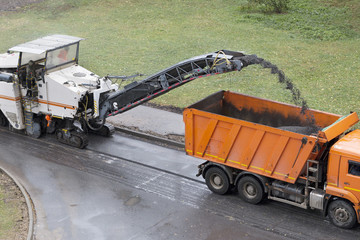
326, 129, 360, 228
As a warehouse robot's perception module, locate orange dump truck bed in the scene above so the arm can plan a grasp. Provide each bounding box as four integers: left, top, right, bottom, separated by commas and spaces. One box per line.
183, 91, 358, 184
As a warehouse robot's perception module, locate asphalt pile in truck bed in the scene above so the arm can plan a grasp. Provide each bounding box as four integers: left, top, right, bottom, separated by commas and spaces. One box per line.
221, 101, 320, 135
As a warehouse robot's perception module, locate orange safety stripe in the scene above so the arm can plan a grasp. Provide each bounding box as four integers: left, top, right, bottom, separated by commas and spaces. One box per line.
0, 94, 76, 110
37, 99, 76, 110
0, 95, 21, 101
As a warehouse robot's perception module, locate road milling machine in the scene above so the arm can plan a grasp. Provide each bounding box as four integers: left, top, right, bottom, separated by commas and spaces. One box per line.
0, 35, 245, 148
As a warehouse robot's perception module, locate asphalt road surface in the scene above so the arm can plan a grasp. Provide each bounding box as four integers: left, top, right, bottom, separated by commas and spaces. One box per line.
0, 128, 359, 240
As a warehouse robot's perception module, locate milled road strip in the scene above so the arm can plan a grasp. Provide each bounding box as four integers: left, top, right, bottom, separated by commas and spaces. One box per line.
114, 125, 185, 149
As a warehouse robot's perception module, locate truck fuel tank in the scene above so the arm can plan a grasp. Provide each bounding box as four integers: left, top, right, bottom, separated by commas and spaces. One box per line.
271, 181, 305, 204
309, 189, 325, 210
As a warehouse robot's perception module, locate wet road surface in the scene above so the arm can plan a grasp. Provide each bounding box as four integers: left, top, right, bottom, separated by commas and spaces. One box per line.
0, 128, 359, 239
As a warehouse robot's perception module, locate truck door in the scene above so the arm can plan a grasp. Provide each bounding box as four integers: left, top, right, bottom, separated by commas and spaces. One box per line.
339, 158, 360, 200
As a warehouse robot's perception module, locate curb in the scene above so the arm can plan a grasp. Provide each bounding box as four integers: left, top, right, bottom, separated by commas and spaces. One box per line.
114, 126, 185, 149
0, 167, 35, 240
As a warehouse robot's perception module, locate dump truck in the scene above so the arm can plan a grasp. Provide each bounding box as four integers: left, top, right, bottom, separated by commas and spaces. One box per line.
183, 90, 360, 229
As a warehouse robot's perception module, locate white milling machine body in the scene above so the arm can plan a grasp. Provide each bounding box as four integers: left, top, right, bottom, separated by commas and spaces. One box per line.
0, 35, 118, 148
0, 35, 247, 148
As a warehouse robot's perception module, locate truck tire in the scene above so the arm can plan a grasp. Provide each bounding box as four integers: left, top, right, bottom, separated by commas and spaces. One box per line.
328, 200, 357, 229
205, 167, 230, 195
237, 176, 264, 204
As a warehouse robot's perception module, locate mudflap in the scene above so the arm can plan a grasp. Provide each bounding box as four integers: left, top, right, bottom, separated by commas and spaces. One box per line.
56, 129, 89, 149
46, 120, 57, 134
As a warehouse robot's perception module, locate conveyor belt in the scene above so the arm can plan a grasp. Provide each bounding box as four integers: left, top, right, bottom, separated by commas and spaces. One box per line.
98, 50, 245, 119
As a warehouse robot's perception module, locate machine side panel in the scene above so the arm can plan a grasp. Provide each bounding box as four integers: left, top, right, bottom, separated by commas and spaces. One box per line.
0, 80, 25, 129
31, 75, 80, 118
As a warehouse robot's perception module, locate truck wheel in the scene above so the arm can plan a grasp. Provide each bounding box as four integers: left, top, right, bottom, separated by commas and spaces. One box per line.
205, 167, 230, 195
328, 200, 357, 229
237, 176, 264, 204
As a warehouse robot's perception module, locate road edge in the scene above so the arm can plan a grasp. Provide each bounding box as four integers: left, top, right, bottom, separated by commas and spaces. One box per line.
114, 126, 185, 149
0, 167, 35, 240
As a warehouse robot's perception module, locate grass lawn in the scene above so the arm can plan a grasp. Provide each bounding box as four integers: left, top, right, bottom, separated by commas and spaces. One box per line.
0, 171, 27, 239
0, 189, 16, 238
0, 189, 12, 238
0, 0, 358, 117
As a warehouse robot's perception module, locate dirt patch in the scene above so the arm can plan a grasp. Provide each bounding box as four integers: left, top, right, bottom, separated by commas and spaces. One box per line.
144, 102, 184, 114
0, 0, 43, 12
120, 125, 185, 143
0, 169, 28, 240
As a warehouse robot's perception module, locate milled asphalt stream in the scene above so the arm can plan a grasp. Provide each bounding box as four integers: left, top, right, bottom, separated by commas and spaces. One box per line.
3, 105, 185, 240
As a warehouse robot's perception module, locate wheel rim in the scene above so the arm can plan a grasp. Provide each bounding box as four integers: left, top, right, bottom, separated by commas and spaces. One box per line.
210, 173, 224, 190
333, 207, 350, 223
243, 183, 257, 199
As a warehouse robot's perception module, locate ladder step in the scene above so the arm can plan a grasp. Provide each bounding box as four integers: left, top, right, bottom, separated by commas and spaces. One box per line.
308, 176, 318, 182
308, 167, 318, 172
268, 195, 308, 209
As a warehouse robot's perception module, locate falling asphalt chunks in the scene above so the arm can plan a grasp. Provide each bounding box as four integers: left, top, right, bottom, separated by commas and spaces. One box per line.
238, 54, 309, 113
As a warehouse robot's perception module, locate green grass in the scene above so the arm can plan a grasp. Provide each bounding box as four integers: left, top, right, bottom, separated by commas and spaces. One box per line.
0, 182, 21, 238
0, 0, 359, 118
239, 0, 359, 40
